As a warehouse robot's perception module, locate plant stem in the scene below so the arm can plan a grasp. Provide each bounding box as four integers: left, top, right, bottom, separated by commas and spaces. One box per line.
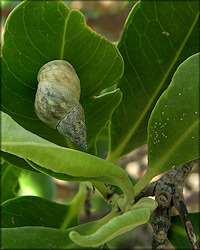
60, 183, 87, 230
90, 181, 119, 206
132, 169, 155, 198
173, 193, 200, 249
90, 179, 135, 212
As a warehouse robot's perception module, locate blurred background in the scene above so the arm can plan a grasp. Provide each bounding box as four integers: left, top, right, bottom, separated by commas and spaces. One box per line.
1, 1, 199, 249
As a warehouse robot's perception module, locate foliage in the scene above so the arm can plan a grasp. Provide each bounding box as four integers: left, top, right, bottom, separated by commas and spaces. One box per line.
169, 212, 200, 249
1, 1, 199, 248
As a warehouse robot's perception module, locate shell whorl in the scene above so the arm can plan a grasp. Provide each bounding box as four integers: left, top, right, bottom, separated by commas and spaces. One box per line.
57, 102, 87, 149
34, 60, 87, 149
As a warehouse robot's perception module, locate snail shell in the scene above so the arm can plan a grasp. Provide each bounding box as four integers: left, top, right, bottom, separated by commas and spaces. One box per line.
34, 60, 87, 149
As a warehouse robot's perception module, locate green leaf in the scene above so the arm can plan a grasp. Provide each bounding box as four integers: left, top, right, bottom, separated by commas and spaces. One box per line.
147, 53, 199, 177
1, 111, 134, 211
70, 209, 150, 247
1, 196, 74, 229
1, 227, 101, 249
1, 208, 119, 249
86, 90, 122, 151
18, 171, 56, 200
108, 1, 199, 162
1, 151, 40, 173
1, 183, 87, 230
69, 198, 157, 247
133, 53, 199, 196
168, 212, 200, 249
1, 161, 22, 203
96, 127, 109, 158
1, 198, 157, 249
1, 0, 123, 155
2, 227, 81, 249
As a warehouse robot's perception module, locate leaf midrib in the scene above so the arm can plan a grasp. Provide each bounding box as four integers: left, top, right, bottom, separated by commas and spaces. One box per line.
60, 9, 70, 59
109, 11, 199, 162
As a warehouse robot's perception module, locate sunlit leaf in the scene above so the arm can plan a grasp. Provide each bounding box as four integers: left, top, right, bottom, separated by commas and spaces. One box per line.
108, 1, 199, 162
147, 53, 199, 177
1, 183, 86, 230
1, 111, 135, 209
1, 0, 123, 155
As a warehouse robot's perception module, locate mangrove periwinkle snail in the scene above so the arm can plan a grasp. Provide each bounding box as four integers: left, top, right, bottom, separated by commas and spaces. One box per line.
34, 60, 87, 149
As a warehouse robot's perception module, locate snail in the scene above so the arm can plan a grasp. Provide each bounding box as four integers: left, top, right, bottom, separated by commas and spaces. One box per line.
34, 60, 87, 149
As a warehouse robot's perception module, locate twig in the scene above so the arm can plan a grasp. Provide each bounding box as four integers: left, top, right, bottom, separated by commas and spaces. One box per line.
173, 192, 199, 249
135, 159, 199, 249
135, 181, 156, 202
151, 206, 171, 249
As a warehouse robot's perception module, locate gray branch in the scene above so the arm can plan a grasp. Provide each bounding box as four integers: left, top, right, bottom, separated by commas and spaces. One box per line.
135, 159, 199, 249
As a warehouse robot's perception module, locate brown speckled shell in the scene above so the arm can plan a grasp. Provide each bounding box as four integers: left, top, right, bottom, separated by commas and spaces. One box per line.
34, 60, 87, 149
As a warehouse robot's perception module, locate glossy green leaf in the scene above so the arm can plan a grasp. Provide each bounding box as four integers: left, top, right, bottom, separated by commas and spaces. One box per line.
1, 196, 74, 229
96, 127, 109, 159
1, 183, 86, 229
147, 53, 199, 177
1, 161, 22, 203
69, 198, 157, 247
2, 226, 81, 249
108, 1, 199, 162
1, 208, 120, 249
86, 90, 122, 151
2, 198, 157, 249
1, 151, 39, 173
168, 213, 200, 249
133, 53, 199, 196
1, 0, 123, 155
1, 111, 134, 211
18, 171, 56, 200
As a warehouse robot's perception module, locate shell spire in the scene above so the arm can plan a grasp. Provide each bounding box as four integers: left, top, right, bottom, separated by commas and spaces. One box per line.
57, 103, 87, 149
